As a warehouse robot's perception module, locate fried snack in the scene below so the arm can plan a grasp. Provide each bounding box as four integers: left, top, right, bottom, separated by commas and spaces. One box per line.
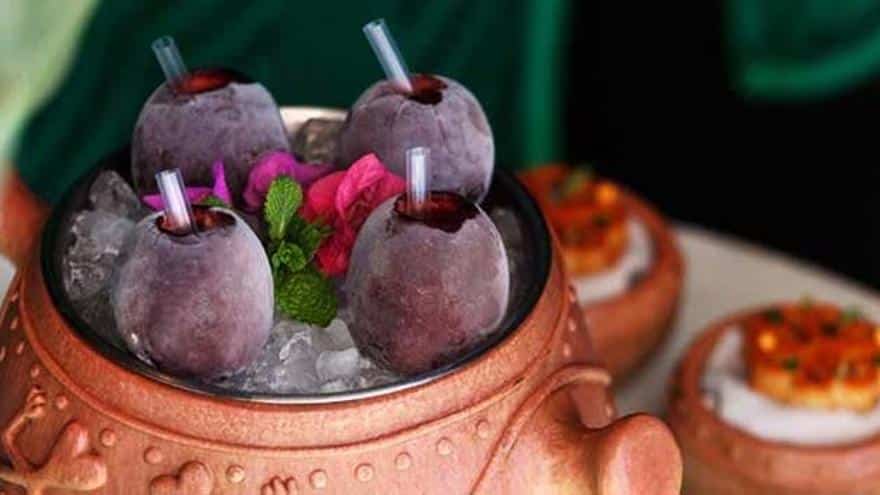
745, 302, 880, 412
519, 165, 629, 276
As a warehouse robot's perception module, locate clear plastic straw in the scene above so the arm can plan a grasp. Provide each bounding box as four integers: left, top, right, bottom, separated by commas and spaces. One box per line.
156, 169, 195, 234
406, 147, 430, 213
152, 36, 188, 89
363, 19, 413, 93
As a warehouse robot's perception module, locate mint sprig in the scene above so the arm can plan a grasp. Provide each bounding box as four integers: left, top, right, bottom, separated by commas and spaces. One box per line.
275, 266, 338, 327
263, 176, 336, 326
265, 176, 303, 242
198, 195, 230, 208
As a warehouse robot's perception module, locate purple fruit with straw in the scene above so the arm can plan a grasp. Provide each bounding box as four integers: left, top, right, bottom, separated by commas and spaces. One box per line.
112, 169, 273, 379
346, 147, 510, 375
339, 19, 494, 202
131, 36, 289, 206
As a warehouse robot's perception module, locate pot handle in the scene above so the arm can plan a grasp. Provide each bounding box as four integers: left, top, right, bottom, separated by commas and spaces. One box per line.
0, 167, 48, 268
584, 413, 683, 495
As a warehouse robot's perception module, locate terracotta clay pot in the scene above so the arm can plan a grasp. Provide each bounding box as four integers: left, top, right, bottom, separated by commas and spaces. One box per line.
580, 187, 683, 380
0, 108, 682, 494
668, 305, 880, 495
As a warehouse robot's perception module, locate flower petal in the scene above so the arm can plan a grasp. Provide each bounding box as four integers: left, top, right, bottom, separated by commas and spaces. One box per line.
211, 160, 232, 205
242, 151, 334, 212
142, 187, 212, 211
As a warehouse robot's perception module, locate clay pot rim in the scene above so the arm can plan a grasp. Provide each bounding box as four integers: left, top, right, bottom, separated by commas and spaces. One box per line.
38, 111, 553, 405
677, 302, 880, 454
576, 184, 684, 378
577, 184, 677, 313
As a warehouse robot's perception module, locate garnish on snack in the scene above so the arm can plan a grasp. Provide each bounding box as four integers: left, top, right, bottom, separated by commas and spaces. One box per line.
519, 164, 629, 276
745, 302, 880, 411
263, 177, 336, 326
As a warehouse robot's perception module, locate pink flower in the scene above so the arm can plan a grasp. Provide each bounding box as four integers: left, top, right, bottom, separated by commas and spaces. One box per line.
242, 151, 334, 212
303, 153, 405, 277
142, 160, 232, 210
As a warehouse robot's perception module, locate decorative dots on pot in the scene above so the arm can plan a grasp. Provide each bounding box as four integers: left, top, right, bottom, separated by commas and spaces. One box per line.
54, 395, 69, 411
14, 341, 25, 355
355, 464, 374, 482
394, 452, 412, 471
144, 447, 164, 465
309, 470, 327, 490
10, 316, 18, 331
226, 465, 246, 484
562, 343, 573, 358
10, 290, 19, 303
436, 438, 454, 457
29, 364, 40, 378
99, 429, 117, 448
568, 318, 578, 333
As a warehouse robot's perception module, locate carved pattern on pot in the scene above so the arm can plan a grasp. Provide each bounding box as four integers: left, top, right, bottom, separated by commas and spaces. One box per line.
471, 364, 612, 493
0, 386, 108, 494
261, 476, 298, 494
149, 461, 214, 495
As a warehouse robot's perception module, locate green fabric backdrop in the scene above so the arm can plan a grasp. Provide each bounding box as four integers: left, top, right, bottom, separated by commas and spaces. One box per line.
727, 0, 880, 100
13, 0, 570, 204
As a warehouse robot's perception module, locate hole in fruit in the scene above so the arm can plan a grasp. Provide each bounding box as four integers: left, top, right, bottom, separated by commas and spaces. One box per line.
395, 191, 478, 233
407, 74, 447, 105
157, 205, 235, 235
174, 68, 252, 94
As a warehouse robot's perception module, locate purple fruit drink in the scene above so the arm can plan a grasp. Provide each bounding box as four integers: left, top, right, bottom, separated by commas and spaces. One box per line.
131, 37, 289, 205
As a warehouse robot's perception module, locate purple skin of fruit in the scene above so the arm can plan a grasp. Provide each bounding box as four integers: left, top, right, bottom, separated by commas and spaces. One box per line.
339, 75, 494, 203
112, 207, 273, 380
131, 69, 290, 205
346, 193, 510, 375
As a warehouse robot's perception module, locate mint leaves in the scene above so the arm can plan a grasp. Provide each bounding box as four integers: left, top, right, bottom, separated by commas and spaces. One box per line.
265, 176, 303, 242
264, 177, 336, 326
276, 266, 337, 327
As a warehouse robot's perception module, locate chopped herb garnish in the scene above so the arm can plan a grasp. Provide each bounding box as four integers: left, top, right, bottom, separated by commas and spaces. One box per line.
763, 308, 784, 324
593, 213, 611, 228
781, 357, 799, 370
821, 323, 838, 337
551, 167, 594, 203
800, 295, 814, 310
841, 306, 863, 325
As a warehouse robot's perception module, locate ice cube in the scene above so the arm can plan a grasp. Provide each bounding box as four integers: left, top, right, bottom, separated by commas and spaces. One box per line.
69, 289, 126, 349
88, 171, 148, 220
63, 211, 136, 300
311, 318, 355, 352
292, 118, 343, 165
216, 318, 320, 393
316, 348, 360, 382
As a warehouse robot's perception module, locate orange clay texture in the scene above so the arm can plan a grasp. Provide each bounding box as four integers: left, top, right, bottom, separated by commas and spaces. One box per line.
745, 302, 880, 412
519, 164, 629, 276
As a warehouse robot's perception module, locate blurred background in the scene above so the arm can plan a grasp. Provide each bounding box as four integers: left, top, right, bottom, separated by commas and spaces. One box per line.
2, 0, 880, 288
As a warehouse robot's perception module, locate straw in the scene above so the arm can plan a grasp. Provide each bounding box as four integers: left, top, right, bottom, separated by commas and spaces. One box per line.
363, 19, 413, 93
406, 147, 430, 213
152, 36, 188, 89
155, 169, 195, 234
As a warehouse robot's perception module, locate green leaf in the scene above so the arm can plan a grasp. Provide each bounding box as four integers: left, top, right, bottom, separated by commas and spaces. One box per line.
264, 177, 303, 242
271, 241, 308, 276
198, 195, 230, 208
276, 266, 337, 326
841, 306, 863, 325
287, 216, 331, 261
